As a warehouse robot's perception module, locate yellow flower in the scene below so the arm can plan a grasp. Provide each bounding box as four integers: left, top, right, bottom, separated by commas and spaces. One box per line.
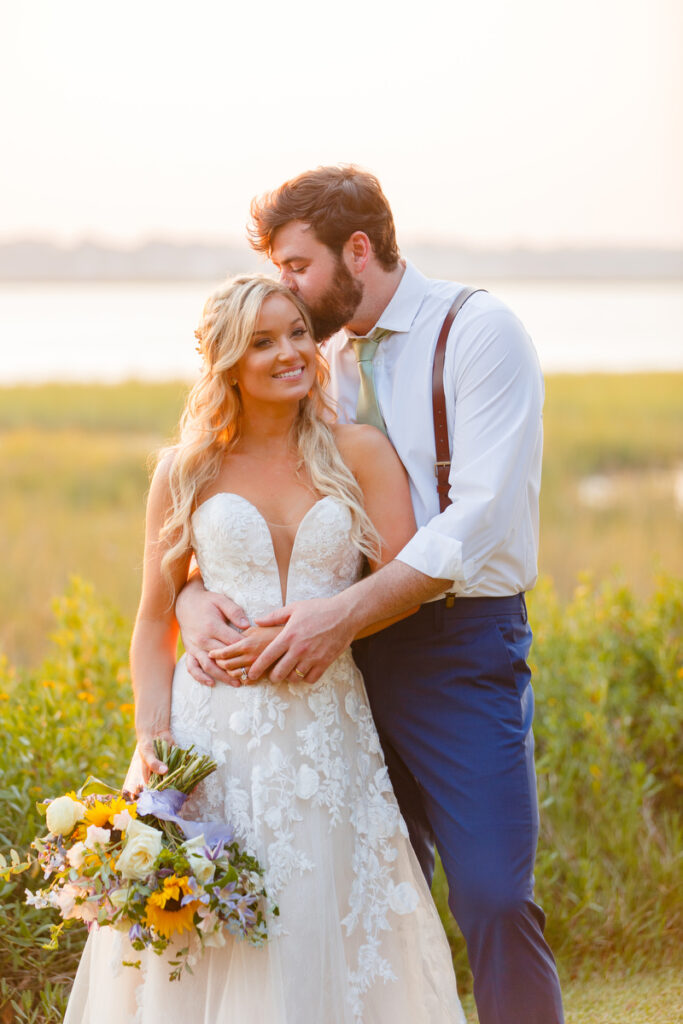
119, 703, 135, 715
77, 691, 95, 703
85, 797, 137, 829
84, 800, 114, 828
144, 875, 200, 939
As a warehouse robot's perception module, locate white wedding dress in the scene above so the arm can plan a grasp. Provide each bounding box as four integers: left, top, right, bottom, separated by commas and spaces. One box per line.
65, 493, 464, 1024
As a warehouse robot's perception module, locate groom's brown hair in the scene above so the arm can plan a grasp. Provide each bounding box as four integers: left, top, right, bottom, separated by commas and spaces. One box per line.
248, 165, 400, 271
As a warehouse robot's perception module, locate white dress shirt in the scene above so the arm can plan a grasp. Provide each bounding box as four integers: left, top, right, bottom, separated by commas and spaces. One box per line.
322, 261, 544, 597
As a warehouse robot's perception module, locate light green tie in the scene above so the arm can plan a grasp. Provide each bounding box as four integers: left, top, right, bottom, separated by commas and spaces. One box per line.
349, 328, 392, 434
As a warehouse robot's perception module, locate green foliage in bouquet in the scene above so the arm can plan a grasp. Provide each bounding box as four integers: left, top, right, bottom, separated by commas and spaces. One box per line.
2, 738, 271, 986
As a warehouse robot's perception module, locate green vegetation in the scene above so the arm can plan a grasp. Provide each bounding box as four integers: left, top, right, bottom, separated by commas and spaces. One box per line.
1, 576, 680, 1020
0, 374, 681, 1019
460, 968, 683, 1024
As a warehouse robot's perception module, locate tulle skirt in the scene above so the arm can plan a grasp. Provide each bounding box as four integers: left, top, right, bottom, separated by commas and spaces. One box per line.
65, 653, 464, 1024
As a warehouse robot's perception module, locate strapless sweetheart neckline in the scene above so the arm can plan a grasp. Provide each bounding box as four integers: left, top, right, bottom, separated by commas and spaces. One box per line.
192, 492, 336, 604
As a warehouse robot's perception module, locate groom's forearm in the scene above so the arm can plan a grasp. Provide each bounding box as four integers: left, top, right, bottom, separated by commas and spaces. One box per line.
339, 559, 451, 635
252, 560, 451, 684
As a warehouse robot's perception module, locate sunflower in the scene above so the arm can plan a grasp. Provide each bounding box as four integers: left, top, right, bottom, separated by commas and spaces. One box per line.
144, 875, 200, 940
84, 796, 137, 829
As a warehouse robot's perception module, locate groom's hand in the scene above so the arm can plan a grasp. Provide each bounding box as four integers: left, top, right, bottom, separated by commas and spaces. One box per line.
250, 595, 357, 684
176, 577, 250, 687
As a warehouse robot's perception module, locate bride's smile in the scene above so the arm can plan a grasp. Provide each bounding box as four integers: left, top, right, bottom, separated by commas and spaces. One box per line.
232, 292, 317, 408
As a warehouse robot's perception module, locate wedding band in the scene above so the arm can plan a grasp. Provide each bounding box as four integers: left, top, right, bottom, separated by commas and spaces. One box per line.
295, 668, 305, 679
240, 668, 248, 682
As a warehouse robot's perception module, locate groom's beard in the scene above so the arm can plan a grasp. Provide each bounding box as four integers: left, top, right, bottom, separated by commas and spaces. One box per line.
306, 257, 364, 342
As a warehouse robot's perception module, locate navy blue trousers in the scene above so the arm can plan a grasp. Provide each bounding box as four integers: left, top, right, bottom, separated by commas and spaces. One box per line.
352, 595, 564, 1024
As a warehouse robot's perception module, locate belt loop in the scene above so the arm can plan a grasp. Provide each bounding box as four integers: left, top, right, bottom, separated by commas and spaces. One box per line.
521, 593, 528, 624
445, 593, 455, 609
434, 597, 444, 632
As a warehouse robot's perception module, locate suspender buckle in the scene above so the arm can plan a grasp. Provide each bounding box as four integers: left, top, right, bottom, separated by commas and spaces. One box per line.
434, 460, 451, 476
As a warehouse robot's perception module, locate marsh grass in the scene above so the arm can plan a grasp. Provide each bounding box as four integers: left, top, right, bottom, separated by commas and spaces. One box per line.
0, 428, 151, 663
2, 374, 681, 666
0, 380, 187, 435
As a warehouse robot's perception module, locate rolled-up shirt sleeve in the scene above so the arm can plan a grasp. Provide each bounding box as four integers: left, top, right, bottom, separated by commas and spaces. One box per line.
396, 306, 543, 593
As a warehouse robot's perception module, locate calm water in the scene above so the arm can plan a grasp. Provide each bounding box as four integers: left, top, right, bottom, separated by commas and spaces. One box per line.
1, 279, 681, 383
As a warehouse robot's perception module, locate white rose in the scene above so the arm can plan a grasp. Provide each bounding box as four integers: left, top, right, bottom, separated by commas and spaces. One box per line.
388, 881, 419, 916
66, 841, 87, 869
46, 796, 86, 836
115, 818, 163, 880
182, 835, 215, 885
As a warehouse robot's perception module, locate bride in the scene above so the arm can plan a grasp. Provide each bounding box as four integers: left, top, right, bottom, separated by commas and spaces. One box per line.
64, 275, 464, 1023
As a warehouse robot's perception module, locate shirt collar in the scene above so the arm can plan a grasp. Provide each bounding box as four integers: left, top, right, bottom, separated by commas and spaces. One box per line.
343, 260, 428, 344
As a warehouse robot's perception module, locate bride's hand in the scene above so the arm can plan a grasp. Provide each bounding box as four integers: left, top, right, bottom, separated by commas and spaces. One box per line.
209, 625, 283, 684
176, 576, 250, 688
136, 724, 175, 784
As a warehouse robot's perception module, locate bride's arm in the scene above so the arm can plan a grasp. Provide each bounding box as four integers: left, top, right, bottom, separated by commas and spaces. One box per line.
175, 574, 251, 687
131, 455, 192, 781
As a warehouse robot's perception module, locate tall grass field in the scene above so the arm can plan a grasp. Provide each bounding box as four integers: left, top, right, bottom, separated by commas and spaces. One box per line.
0, 374, 681, 1022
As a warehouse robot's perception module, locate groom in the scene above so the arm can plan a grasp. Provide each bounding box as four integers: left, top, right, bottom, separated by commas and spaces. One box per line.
177, 166, 564, 1024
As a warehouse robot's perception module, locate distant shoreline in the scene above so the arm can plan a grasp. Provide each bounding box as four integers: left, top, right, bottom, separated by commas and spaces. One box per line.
1, 240, 681, 283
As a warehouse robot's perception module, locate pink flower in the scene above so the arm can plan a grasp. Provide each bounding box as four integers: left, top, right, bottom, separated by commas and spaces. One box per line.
84, 825, 110, 851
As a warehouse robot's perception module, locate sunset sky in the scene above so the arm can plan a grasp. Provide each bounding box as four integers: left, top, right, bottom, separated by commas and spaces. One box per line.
2, 0, 681, 249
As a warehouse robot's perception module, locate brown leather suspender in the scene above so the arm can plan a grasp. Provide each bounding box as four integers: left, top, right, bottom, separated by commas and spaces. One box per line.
432, 288, 486, 513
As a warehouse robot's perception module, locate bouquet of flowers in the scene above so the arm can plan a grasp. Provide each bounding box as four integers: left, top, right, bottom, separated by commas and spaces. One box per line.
1, 741, 274, 980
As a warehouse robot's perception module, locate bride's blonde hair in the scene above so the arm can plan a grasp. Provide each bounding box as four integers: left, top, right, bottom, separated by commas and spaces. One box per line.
160, 274, 380, 588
